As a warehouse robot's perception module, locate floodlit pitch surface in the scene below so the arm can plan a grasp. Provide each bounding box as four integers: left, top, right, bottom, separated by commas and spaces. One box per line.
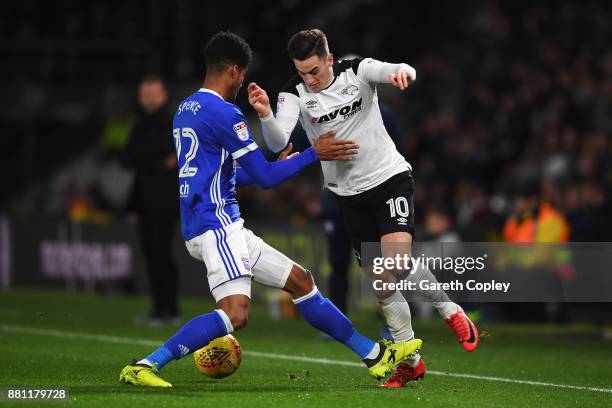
1, 291, 611, 407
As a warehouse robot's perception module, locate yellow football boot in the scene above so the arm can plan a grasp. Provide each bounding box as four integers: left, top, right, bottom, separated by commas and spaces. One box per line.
119, 361, 172, 388
366, 339, 423, 380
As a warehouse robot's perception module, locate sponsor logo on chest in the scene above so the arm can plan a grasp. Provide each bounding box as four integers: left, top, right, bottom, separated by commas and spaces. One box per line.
311, 98, 363, 124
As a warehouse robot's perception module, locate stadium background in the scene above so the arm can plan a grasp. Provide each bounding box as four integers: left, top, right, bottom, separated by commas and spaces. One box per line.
1, 0, 611, 317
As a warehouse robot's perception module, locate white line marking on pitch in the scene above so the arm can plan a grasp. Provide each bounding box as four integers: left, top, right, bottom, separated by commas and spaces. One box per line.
1, 324, 611, 395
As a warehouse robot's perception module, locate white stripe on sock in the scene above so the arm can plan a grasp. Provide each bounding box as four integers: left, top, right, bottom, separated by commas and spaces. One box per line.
215, 309, 234, 333
364, 342, 380, 360
292, 286, 319, 304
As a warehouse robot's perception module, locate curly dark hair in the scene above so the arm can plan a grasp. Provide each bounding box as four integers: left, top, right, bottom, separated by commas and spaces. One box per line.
205, 31, 252, 71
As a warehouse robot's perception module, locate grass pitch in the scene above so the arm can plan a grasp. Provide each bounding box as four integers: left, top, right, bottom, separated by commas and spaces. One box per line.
1, 290, 611, 407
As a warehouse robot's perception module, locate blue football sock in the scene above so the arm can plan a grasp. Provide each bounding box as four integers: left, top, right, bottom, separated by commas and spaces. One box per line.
344, 330, 377, 359
145, 346, 173, 370
147, 310, 228, 370
294, 289, 376, 359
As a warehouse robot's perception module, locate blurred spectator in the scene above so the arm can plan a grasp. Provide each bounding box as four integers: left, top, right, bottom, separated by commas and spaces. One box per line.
501, 184, 573, 322
503, 185, 570, 243
565, 181, 611, 241
423, 206, 461, 243
122, 75, 180, 325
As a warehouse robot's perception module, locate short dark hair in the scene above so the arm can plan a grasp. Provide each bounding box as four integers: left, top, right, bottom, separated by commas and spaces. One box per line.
205, 31, 252, 72
287, 29, 328, 61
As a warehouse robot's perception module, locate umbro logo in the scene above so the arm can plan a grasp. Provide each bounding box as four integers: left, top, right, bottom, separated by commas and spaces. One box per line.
397, 217, 408, 226
305, 100, 318, 109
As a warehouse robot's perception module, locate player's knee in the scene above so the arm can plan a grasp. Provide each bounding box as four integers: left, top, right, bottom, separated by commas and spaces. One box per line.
284, 265, 315, 299
226, 308, 249, 330
219, 302, 250, 330
232, 314, 248, 330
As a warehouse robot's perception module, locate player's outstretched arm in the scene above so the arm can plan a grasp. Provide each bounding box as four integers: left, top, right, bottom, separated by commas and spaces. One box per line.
236, 132, 358, 189
248, 82, 298, 153
236, 147, 316, 189
235, 144, 298, 186
357, 58, 416, 90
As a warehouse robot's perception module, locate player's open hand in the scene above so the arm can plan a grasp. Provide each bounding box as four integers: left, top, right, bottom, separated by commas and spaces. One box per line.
248, 82, 272, 117
312, 131, 359, 161
277, 143, 300, 161
389, 68, 416, 90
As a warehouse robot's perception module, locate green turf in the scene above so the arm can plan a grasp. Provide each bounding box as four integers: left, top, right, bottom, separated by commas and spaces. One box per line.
1, 290, 611, 407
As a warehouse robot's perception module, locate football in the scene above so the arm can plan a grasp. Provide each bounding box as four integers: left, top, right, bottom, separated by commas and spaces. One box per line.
193, 334, 242, 379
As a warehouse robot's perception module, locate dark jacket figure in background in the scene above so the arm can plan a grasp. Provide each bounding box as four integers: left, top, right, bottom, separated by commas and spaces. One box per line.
124, 76, 180, 324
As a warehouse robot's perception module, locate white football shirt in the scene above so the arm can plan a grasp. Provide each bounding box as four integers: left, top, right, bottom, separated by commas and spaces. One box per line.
260, 58, 414, 196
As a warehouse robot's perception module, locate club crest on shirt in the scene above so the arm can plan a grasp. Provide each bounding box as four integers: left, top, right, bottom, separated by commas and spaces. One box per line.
340, 85, 359, 96
233, 121, 249, 141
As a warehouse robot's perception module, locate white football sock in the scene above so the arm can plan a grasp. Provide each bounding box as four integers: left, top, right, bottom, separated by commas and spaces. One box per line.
405, 262, 460, 319
433, 301, 461, 320
378, 290, 414, 342
405, 353, 421, 367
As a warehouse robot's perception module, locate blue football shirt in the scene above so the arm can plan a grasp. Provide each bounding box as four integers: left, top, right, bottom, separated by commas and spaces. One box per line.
173, 88, 258, 240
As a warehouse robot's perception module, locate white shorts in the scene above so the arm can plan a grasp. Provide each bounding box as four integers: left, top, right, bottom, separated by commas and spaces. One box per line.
185, 219, 294, 302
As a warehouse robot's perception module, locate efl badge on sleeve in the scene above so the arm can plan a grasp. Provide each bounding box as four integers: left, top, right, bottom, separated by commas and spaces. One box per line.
233, 121, 249, 141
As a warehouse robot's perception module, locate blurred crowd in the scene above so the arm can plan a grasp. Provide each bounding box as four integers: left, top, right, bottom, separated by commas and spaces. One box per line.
1, 0, 610, 243
399, 1, 612, 243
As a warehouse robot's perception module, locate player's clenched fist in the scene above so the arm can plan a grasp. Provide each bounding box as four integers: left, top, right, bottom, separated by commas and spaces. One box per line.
247, 82, 272, 117
389, 67, 416, 90
312, 131, 360, 161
